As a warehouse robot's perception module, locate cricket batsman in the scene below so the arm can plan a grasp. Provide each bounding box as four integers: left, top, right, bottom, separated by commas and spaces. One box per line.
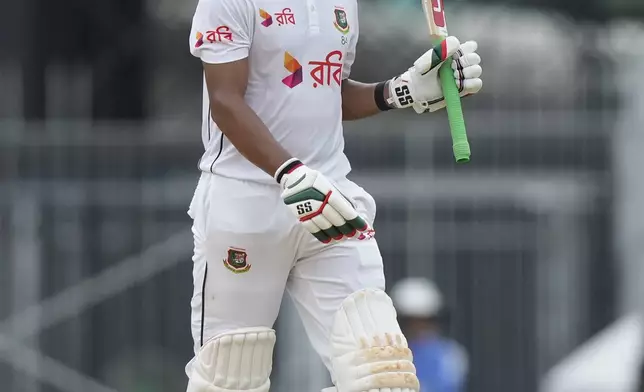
186, 0, 483, 390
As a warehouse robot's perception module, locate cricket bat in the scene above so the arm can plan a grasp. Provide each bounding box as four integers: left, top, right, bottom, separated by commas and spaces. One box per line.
422, 0, 471, 163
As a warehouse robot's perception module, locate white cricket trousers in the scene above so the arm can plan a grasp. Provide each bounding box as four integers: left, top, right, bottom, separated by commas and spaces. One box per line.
186, 172, 385, 375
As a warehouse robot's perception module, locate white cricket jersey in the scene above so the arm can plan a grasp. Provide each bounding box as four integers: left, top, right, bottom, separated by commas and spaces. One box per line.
189, 0, 359, 184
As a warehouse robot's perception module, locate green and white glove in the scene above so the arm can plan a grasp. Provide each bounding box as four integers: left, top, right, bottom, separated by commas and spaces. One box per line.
388, 37, 483, 113
275, 158, 371, 243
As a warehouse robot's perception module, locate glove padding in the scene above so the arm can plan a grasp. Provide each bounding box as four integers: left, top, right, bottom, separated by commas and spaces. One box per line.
275, 159, 371, 243
388, 37, 483, 113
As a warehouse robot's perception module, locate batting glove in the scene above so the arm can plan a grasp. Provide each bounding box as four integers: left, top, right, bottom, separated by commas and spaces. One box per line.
275, 158, 371, 243
388, 37, 483, 113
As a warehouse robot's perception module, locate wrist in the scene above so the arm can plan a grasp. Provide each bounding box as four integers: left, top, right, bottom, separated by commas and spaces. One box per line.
374, 81, 393, 112
274, 158, 303, 185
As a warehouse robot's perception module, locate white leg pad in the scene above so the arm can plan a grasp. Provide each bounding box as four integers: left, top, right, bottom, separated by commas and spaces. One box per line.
330, 289, 420, 392
186, 327, 276, 392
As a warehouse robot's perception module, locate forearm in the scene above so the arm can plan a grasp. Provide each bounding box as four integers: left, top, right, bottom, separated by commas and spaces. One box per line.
210, 95, 291, 176
341, 79, 393, 121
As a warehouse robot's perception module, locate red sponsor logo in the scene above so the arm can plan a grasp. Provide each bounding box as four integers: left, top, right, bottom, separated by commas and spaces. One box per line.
431, 0, 446, 27
308, 50, 343, 88
275, 7, 296, 25
205, 26, 233, 43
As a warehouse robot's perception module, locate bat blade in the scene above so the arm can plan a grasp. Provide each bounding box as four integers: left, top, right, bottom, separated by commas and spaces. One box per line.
423, 0, 448, 41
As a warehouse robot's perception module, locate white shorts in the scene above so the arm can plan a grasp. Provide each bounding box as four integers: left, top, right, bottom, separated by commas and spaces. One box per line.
186, 172, 385, 374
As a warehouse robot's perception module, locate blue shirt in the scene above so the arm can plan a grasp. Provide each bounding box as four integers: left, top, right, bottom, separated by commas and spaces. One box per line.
409, 336, 468, 392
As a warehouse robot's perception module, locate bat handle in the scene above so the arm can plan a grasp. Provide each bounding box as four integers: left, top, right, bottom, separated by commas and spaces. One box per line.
439, 61, 470, 163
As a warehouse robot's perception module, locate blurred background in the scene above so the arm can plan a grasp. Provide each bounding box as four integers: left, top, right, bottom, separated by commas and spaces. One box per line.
1, 0, 644, 391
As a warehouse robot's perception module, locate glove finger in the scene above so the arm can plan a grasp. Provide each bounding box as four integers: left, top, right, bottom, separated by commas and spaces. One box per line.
347, 215, 370, 232
452, 40, 478, 58
311, 213, 332, 231
324, 226, 344, 241
454, 64, 482, 80
323, 197, 359, 236
328, 201, 368, 233
322, 203, 347, 227
312, 230, 332, 243
327, 192, 359, 220
327, 191, 369, 232
311, 205, 346, 241
460, 78, 483, 95
414, 36, 460, 75
336, 222, 358, 237
302, 219, 332, 243
452, 53, 481, 70
312, 213, 345, 241
324, 181, 370, 233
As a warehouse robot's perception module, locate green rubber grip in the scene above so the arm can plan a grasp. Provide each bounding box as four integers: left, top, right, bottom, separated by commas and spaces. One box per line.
439, 63, 470, 163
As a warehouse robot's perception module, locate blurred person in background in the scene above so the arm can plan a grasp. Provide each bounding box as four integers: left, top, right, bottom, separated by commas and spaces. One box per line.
391, 278, 469, 392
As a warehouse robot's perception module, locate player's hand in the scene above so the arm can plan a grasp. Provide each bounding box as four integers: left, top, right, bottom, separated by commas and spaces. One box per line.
388, 37, 483, 113
274, 158, 372, 243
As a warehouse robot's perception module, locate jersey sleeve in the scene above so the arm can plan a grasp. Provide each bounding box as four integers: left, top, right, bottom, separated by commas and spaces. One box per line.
189, 0, 255, 64
342, 6, 359, 80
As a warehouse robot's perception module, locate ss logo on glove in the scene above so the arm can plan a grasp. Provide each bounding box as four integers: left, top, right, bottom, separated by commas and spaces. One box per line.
395, 85, 414, 106
296, 201, 313, 215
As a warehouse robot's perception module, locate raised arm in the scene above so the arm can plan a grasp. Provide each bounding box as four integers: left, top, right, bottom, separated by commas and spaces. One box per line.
341, 37, 483, 121
191, 0, 291, 176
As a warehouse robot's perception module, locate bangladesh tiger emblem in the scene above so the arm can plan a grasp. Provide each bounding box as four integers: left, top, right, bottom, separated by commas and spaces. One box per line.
223, 247, 251, 273
333, 7, 349, 34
